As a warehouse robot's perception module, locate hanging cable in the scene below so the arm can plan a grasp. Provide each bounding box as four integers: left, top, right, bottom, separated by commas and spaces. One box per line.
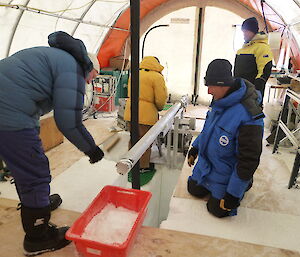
54, 0, 74, 31
261, 0, 269, 33
0, 2, 129, 32
0, 0, 128, 14
264, 18, 286, 28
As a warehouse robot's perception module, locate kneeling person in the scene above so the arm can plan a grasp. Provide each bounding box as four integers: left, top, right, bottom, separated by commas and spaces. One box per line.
187, 59, 264, 217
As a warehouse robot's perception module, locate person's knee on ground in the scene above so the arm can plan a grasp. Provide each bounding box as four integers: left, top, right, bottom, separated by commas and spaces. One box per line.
206, 196, 231, 218
187, 178, 210, 198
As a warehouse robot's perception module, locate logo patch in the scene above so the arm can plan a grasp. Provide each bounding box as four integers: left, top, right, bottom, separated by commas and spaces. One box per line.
219, 135, 229, 146
34, 218, 45, 226
263, 55, 269, 58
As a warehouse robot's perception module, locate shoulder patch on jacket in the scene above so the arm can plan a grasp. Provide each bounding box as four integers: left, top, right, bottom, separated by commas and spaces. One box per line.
219, 135, 229, 146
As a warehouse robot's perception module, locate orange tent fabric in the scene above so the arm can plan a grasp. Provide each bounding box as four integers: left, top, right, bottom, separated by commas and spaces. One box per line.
98, 0, 300, 69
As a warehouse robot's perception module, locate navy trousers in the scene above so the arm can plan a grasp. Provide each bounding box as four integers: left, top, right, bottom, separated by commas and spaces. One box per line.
0, 129, 51, 208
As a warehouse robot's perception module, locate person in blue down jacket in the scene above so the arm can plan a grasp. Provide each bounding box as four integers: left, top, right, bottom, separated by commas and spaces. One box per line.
0, 31, 104, 255
187, 59, 264, 218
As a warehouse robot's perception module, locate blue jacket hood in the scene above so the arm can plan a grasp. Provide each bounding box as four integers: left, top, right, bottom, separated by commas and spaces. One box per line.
212, 78, 264, 119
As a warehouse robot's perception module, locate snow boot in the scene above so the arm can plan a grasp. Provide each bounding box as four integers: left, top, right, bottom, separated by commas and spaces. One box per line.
49, 194, 62, 211
21, 205, 70, 256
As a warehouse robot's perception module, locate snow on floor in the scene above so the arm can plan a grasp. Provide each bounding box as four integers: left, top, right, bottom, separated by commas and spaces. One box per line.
241, 142, 300, 216
161, 197, 300, 252
50, 156, 127, 213
82, 203, 138, 245
160, 127, 300, 253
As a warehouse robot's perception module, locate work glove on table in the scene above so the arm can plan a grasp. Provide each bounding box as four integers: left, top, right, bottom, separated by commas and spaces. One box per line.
85, 146, 104, 164
187, 147, 198, 167
219, 192, 240, 211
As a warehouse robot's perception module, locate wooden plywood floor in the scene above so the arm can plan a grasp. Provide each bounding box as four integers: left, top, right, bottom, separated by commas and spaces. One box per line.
47, 118, 116, 178
1, 198, 298, 257
2, 107, 300, 256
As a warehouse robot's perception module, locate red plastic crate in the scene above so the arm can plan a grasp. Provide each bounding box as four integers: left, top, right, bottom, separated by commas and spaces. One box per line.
66, 186, 152, 257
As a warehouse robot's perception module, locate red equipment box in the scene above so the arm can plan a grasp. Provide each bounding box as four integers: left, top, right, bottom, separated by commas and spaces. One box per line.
93, 95, 115, 112
66, 186, 152, 257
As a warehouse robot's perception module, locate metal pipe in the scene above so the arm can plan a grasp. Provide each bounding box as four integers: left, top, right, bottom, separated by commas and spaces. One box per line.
193, 8, 203, 104
273, 91, 290, 153
129, 0, 140, 189
116, 97, 187, 175
280, 127, 300, 145
173, 117, 180, 168
167, 130, 172, 167
278, 121, 299, 147
288, 150, 300, 188
70, 0, 96, 36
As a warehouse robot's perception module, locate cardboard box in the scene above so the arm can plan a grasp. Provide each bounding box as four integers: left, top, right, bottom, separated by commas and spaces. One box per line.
290, 79, 300, 93
109, 56, 130, 70
40, 115, 64, 151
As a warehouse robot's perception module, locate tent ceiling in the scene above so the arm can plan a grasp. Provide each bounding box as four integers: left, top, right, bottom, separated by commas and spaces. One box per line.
0, 0, 129, 58
0, 0, 300, 60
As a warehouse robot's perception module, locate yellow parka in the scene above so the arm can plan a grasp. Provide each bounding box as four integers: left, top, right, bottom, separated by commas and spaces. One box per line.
234, 33, 273, 97
124, 56, 168, 126
234, 33, 273, 84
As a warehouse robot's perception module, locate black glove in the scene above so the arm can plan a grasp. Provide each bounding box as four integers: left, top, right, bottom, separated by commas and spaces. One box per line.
207, 197, 230, 218
187, 147, 198, 167
254, 78, 266, 97
220, 192, 240, 210
85, 146, 104, 164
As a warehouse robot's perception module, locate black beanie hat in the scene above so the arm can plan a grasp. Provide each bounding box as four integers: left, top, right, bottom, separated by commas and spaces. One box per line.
242, 17, 259, 34
204, 59, 235, 87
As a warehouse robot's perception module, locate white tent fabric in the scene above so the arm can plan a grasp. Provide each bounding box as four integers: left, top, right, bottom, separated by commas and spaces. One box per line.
264, 0, 300, 50
265, 0, 300, 25
0, 0, 129, 59
0, 0, 300, 60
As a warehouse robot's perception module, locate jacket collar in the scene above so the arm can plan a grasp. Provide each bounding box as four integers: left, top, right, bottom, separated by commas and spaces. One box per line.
211, 79, 246, 109
244, 32, 268, 46
211, 78, 264, 119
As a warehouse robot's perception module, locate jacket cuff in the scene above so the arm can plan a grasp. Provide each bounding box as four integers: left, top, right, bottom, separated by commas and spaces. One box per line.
223, 192, 240, 209
227, 169, 250, 198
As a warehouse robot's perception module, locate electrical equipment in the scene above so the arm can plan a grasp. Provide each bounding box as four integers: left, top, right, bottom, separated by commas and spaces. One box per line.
92, 75, 116, 113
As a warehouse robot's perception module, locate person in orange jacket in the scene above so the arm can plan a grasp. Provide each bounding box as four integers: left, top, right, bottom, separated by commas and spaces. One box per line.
124, 56, 168, 176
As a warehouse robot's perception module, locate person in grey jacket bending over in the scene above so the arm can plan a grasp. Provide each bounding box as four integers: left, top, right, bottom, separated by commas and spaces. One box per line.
0, 31, 103, 256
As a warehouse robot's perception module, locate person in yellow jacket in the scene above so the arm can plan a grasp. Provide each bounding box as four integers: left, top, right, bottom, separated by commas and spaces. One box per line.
124, 56, 168, 173
234, 17, 273, 100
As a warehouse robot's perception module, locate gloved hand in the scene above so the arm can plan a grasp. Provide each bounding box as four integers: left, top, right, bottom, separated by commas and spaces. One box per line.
254, 78, 266, 96
187, 147, 198, 167
85, 146, 104, 164
220, 192, 240, 211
